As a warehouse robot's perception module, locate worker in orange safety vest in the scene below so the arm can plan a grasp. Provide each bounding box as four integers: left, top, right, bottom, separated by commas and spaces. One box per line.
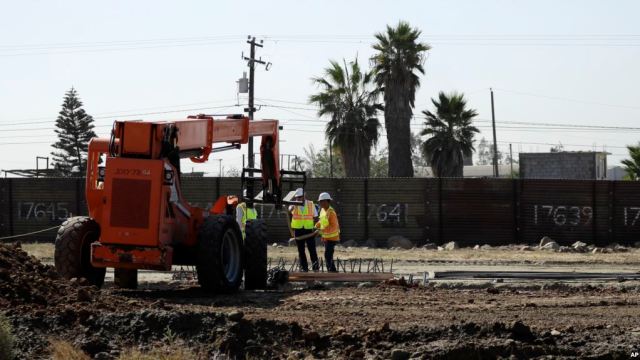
288, 188, 319, 272
315, 192, 340, 272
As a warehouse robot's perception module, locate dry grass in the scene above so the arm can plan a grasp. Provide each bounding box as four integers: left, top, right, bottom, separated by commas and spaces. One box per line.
18, 242, 54, 262
50, 340, 90, 360
269, 244, 640, 264
117, 344, 200, 360
0, 313, 15, 360
17, 241, 640, 266
49, 340, 200, 360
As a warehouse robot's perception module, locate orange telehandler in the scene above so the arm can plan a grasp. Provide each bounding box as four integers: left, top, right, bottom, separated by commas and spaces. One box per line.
54, 114, 305, 291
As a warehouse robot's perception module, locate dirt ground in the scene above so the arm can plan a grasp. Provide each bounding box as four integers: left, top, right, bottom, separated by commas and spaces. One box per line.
5, 242, 640, 359
20, 242, 640, 266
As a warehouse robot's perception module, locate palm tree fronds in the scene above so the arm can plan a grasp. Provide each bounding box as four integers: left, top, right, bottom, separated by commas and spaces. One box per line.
420, 92, 479, 177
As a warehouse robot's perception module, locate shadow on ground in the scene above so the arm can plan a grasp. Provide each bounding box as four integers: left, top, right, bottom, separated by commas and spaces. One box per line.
106, 281, 303, 309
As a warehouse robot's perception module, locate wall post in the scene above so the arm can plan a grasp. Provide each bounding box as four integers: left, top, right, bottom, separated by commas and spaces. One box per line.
8, 179, 14, 236
592, 180, 598, 245
438, 177, 443, 244
363, 178, 369, 241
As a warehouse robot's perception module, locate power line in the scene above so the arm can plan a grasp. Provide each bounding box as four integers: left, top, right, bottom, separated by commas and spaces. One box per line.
493, 88, 640, 111
92, 104, 240, 119
0, 101, 238, 126
5, 33, 640, 57
6, 33, 640, 49
254, 97, 310, 106
6, 115, 640, 134
0, 104, 240, 128
0, 141, 51, 146
0, 38, 245, 57
266, 102, 640, 131
257, 103, 318, 111
0, 35, 244, 50
495, 140, 628, 150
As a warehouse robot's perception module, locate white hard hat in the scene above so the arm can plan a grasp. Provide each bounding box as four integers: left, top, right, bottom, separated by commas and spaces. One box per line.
294, 188, 304, 197
318, 192, 332, 201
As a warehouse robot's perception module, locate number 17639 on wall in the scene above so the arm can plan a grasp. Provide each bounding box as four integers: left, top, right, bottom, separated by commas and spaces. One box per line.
533, 205, 592, 226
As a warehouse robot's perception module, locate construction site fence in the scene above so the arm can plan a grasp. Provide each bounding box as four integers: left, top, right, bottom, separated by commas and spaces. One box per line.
1, 177, 639, 247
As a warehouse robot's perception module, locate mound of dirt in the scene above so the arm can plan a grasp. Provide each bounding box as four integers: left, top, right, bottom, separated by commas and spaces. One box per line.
9, 307, 632, 359
2, 242, 639, 359
0, 243, 124, 312
381, 276, 420, 289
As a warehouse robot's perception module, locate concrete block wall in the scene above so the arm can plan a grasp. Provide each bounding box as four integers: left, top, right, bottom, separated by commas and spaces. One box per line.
519, 152, 604, 180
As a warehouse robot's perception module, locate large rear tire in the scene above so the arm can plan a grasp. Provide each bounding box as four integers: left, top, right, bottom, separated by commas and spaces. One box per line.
244, 219, 268, 290
54, 216, 106, 288
196, 215, 243, 292
114, 268, 138, 289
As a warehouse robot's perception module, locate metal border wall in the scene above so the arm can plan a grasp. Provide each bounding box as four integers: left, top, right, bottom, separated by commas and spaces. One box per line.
2, 177, 640, 246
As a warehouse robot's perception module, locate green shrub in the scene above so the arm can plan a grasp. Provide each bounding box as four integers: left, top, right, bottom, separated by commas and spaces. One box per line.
0, 313, 15, 360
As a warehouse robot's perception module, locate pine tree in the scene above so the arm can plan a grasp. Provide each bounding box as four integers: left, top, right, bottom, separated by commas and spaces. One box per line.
51, 88, 96, 176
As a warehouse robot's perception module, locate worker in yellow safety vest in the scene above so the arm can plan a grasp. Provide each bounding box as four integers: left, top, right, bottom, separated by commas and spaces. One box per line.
236, 190, 257, 239
315, 192, 340, 272
288, 188, 319, 272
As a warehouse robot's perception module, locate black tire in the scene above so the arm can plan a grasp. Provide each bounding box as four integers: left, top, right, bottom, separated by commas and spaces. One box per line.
114, 268, 138, 289
244, 219, 268, 290
54, 216, 106, 288
196, 215, 243, 292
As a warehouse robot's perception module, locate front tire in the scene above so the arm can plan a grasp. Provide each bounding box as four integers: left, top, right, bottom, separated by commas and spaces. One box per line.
54, 216, 106, 288
196, 215, 243, 292
244, 219, 268, 290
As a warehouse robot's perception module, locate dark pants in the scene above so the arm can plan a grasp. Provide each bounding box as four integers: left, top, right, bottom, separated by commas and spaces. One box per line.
294, 228, 319, 271
324, 240, 337, 272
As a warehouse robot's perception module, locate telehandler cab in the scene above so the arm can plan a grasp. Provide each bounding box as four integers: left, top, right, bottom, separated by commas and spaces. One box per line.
54, 114, 305, 291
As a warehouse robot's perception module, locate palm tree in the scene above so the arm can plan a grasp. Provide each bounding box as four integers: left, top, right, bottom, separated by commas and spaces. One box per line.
309, 59, 382, 177
371, 21, 430, 177
622, 144, 640, 180
421, 92, 479, 177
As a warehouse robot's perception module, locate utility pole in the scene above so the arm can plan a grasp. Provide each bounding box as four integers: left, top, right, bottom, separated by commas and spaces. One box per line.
509, 143, 513, 178
242, 36, 270, 170
490, 88, 499, 177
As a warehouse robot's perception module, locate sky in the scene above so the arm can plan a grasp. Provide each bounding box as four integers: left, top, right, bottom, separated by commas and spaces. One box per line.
1, 0, 640, 176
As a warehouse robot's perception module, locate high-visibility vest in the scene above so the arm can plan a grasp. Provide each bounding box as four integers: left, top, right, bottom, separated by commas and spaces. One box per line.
237, 202, 257, 238
317, 206, 340, 241
291, 200, 315, 229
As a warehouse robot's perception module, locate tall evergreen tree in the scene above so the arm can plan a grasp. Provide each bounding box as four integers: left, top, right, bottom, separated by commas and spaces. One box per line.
51, 88, 96, 176
371, 21, 430, 177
